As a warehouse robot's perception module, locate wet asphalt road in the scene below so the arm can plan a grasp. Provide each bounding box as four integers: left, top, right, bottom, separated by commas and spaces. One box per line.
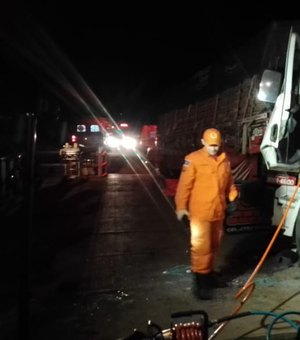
1, 153, 299, 340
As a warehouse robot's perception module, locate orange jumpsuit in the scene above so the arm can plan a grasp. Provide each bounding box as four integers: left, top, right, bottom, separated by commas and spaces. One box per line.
175, 147, 238, 274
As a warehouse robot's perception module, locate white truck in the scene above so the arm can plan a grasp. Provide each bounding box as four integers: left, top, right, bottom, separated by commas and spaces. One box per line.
259, 28, 300, 255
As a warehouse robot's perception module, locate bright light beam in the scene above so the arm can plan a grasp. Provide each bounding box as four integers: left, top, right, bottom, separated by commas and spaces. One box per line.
1, 5, 176, 219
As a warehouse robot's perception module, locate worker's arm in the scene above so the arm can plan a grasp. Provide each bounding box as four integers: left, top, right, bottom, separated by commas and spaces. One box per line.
228, 183, 239, 202
225, 163, 239, 215
226, 161, 239, 202
175, 158, 195, 218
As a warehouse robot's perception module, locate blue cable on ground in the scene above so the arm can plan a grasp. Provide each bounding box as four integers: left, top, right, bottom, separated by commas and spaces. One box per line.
250, 310, 300, 334
210, 310, 300, 339
263, 311, 300, 340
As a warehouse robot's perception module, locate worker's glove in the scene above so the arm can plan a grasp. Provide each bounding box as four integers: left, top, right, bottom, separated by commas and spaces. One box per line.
227, 201, 237, 216
176, 209, 190, 221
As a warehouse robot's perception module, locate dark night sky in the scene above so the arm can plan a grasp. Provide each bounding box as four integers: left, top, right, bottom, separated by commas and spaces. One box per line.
0, 1, 296, 125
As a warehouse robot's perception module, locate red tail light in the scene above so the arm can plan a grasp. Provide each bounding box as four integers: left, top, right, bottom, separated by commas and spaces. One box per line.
120, 123, 129, 128
71, 135, 77, 143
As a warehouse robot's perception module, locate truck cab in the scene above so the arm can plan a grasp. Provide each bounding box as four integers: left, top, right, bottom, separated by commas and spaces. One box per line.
259, 28, 300, 254
260, 30, 300, 171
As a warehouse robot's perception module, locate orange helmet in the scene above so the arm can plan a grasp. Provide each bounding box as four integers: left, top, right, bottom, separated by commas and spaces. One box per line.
202, 128, 222, 146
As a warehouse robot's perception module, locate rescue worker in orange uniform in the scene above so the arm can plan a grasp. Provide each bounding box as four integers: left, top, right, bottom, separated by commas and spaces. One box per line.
175, 128, 238, 299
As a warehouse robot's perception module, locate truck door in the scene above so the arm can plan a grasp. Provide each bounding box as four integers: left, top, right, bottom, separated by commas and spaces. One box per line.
260, 29, 300, 171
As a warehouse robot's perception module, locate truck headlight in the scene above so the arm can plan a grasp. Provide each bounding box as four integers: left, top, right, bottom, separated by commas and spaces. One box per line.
104, 136, 120, 148
121, 136, 137, 150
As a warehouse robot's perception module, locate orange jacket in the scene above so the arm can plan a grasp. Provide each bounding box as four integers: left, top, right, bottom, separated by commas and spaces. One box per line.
175, 148, 238, 221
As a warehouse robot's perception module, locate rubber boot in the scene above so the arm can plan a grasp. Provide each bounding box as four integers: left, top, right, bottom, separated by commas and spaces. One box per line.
192, 273, 213, 300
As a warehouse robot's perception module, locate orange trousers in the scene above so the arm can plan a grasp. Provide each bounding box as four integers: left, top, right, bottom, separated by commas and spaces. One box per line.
189, 218, 224, 274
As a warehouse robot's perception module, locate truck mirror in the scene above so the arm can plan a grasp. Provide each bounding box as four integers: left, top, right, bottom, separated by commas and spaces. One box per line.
257, 70, 282, 104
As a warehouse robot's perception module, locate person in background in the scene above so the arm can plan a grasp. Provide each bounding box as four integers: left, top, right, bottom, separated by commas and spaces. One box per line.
175, 128, 238, 299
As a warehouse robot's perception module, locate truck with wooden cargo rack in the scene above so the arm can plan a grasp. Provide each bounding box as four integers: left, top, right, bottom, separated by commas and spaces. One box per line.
149, 22, 300, 258
155, 74, 274, 234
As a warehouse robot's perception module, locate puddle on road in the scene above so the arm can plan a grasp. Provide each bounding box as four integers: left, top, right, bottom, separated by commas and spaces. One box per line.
162, 265, 191, 276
